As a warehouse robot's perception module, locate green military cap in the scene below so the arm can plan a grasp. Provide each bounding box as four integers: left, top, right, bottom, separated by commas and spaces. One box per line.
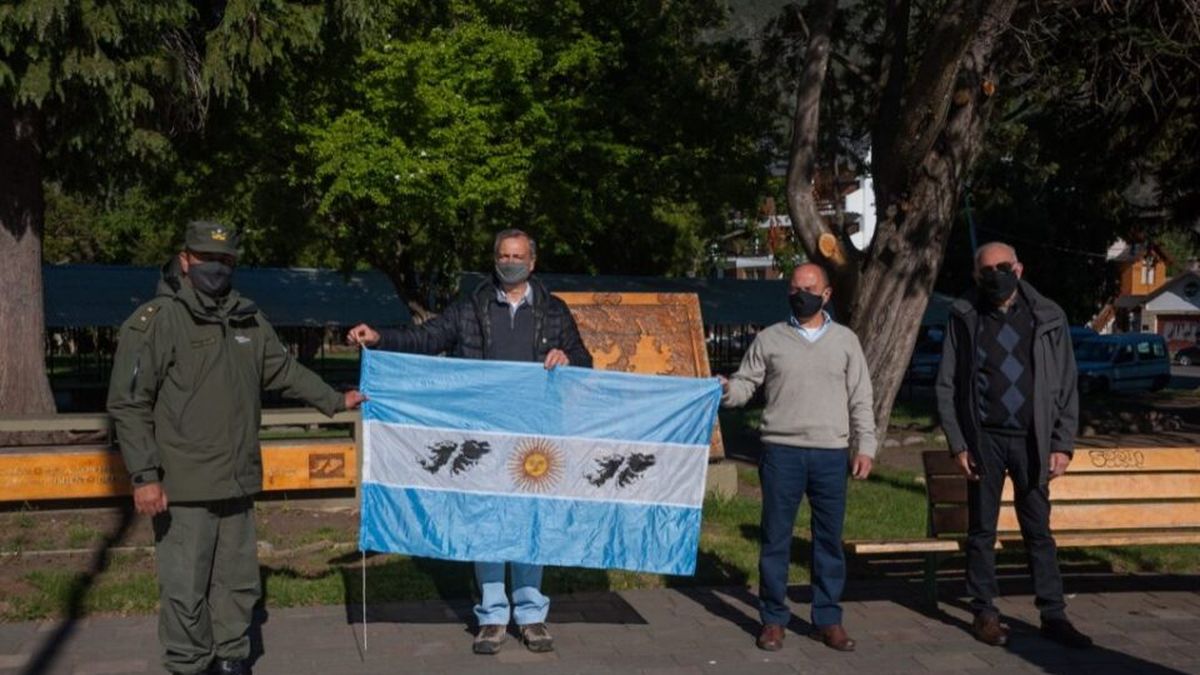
184, 220, 240, 257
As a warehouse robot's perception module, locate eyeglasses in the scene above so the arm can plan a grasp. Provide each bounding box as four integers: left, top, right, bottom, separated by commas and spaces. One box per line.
979, 261, 1016, 275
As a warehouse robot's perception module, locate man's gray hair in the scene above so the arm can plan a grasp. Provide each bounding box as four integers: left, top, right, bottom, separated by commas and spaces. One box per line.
974, 241, 1018, 268
494, 228, 537, 257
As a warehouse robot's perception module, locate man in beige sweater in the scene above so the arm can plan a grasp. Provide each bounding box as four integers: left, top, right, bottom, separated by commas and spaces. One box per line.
720, 263, 876, 653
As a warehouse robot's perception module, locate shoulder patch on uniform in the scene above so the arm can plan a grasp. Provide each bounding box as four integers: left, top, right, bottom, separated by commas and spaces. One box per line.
127, 303, 164, 332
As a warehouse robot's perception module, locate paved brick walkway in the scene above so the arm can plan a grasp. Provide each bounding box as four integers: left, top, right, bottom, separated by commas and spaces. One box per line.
2, 580, 1198, 674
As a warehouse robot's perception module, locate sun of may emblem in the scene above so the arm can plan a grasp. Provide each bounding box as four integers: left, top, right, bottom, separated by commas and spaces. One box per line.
508, 438, 564, 493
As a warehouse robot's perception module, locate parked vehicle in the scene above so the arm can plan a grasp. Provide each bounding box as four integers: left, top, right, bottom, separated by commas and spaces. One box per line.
1075, 333, 1171, 394
904, 326, 944, 384
1174, 344, 1200, 366
1069, 325, 1098, 349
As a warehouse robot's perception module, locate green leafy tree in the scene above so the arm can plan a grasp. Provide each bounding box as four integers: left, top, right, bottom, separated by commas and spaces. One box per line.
306, 20, 548, 316
0, 0, 368, 425
303, 0, 775, 314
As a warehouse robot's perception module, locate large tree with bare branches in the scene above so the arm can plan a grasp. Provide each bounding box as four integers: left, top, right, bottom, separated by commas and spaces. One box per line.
780, 0, 1200, 437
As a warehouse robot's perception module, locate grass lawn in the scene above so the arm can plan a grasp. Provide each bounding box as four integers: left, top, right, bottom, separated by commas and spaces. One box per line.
5, 456, 1195, 622
240, 463, 931, 613
4, 397, 1199, 620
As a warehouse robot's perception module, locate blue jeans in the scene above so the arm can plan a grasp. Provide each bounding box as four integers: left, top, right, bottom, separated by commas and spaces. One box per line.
473, 562, 549, 626
758, 443, 849, 628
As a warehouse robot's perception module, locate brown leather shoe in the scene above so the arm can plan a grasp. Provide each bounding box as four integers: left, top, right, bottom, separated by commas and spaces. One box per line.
811, 624, 856, 652
756, 623, 785, 651
972, 613, 1010, 647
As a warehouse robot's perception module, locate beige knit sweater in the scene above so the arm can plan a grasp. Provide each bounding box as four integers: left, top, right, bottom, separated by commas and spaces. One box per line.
722, 321, 878, 458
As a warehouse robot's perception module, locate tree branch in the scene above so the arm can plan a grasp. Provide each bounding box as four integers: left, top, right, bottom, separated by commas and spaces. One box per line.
872, 0, 910, 190
785, 0, 839, 263
832, 51, 877, 90
875, 0, 991, 197
786, 3, 877, 91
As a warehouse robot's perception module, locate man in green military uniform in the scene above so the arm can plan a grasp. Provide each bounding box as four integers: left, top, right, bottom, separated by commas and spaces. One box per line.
107, 221, 365, 675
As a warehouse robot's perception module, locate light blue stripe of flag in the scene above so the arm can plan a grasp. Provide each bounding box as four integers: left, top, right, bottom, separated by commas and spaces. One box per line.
360, 350, 721, 445
359, 485, 703, 575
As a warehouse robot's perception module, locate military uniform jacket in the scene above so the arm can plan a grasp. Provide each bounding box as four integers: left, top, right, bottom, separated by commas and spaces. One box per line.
107, 261, 345, 502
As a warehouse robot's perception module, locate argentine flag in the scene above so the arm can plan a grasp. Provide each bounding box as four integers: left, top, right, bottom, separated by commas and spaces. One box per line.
358, 349, 722, 575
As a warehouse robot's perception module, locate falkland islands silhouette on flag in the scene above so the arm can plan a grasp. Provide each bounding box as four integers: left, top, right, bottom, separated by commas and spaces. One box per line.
357, 349, 722, 575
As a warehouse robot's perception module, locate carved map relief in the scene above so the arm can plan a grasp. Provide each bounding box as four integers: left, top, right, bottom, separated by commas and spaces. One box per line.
555, 292, 725, 459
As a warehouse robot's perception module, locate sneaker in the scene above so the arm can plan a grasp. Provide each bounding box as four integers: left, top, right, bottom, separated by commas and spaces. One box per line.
1041, 618, 1093, 649
473, 624, 507, 655
518, 622, 555, 652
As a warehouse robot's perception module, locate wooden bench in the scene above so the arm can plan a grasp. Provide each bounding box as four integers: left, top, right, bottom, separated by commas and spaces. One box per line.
846, 447, 1200, 605
0, 410, 361, 503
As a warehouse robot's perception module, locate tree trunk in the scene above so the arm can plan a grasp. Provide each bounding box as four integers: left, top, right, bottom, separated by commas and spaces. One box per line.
850, 168, 961, 441
0, 101, 57, 444
784, 0, 1018, 441
854, 1, 1017, 440
785, 0, 858, 317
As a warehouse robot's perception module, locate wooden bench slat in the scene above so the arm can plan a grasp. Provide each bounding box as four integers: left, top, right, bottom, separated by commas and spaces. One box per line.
931, 507, 969, 535
847, 530, 1200, 555
933, 501, 1200, 537
261, 443, 357, 491
1002, 473, 1200, 502
923, 452, 961, 476
0, 442, 358, 501
998, 502, 1200, 532
1049, 531, 1200, 547
846, 539, 966, 554
1068, 447, 1200, 472
922, 448, 1200, 475
927, 476, 967, 504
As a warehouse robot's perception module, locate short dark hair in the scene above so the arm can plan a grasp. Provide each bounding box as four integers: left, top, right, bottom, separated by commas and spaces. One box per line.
493, 228, 537, 258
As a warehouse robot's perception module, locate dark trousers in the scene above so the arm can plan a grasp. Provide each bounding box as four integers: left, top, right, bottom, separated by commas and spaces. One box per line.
966, 431, 1066, 620
758, 443, 848, 627
153, 497, 260, 674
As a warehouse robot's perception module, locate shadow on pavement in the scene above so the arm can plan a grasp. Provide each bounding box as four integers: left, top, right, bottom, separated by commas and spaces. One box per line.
336, 554, 643, 627
941, 595, 1194, 675
20, 505, 136, 675
679, 573, 1198, 674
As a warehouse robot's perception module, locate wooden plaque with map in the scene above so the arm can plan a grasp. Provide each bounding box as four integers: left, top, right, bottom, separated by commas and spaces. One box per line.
555, 292, 724, 459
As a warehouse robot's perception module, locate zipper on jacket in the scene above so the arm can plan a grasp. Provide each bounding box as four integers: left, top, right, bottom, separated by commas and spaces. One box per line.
219, 318, 246, 497
532, 285, 546, 357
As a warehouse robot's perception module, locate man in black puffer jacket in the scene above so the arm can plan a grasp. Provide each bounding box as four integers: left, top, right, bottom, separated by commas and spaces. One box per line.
347, 229, 591, 655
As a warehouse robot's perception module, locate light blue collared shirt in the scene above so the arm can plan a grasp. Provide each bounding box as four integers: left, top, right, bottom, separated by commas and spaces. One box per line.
789, 310, 832, 343
496, 283, 534, 318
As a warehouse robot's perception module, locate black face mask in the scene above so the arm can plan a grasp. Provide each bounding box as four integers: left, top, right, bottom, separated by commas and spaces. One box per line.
189, 261, 234, 298
788, 290, 825, 321
978, 267, 1019, 306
